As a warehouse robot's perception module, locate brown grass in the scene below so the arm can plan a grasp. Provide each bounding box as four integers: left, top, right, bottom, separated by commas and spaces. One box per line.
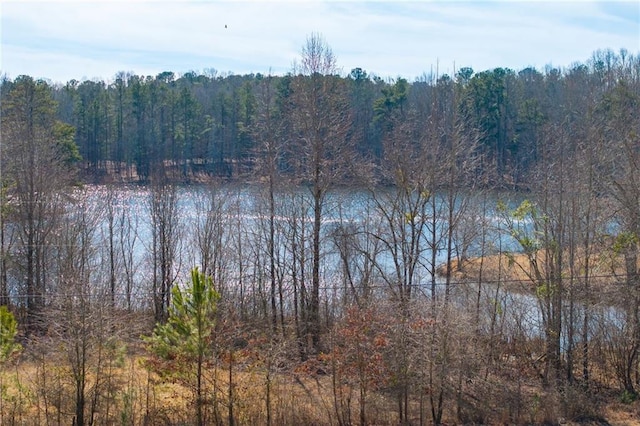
2, 348, 639, 425
447, 247, 636, 301
0, 352, 347, 425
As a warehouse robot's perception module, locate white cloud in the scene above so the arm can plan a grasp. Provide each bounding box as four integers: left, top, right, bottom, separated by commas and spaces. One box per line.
2, 0, 638, 83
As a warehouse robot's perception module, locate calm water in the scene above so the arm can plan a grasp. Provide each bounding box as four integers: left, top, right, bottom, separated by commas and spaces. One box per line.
74, 183, 618, 344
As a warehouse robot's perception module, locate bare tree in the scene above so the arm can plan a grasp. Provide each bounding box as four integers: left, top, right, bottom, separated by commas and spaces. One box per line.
600, 80, 640, 394
280, 189, 312, 359
38, 189, 127, 425
148, 180, 182, 322
252, 73, 288, 335
118, 189, 141, 311
330, 202, 380, 308
192, 183, 230, 291
1, 76, 79, 332
329, 302, 390, 426
289, 33, 352, 353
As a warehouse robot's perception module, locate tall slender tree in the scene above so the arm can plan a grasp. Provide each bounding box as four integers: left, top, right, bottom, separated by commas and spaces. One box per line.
149, 181, 182, 322
289, 33, 352, 353
1, 76, 80, 331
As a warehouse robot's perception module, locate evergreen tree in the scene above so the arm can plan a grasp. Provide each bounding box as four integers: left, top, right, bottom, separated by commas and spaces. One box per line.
146, 268, 220, 426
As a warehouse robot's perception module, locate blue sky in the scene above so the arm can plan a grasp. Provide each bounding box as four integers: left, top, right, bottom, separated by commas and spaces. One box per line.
1, 0, 639, 84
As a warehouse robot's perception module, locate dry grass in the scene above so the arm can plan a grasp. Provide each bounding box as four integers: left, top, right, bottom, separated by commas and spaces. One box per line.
2, 349, 639, 425
0, 351, 347, 425
3, 268, 640, 426
448, 247, 636, 301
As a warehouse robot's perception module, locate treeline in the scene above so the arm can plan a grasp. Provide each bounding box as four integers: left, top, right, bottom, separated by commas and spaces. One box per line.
3, 47, 638, 187
1, 37, 640, 425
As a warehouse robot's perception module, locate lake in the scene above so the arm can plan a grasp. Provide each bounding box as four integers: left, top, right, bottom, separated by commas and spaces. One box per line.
58, 183, 619, 346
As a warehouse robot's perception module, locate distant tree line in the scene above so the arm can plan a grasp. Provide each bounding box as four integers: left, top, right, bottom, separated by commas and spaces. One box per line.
3, 47, 637, 188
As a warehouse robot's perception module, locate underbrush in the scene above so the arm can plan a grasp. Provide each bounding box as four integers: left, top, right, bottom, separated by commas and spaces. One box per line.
1, 345, 638, 425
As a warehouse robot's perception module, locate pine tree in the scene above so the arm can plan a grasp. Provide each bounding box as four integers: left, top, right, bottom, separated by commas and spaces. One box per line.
146, 268, 220, 426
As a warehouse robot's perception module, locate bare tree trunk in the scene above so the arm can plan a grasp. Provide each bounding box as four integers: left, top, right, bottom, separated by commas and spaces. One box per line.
149, 181, 180, 322
289, 33, 353, 354
0, 203, 8, 307
310, 184, 322, 352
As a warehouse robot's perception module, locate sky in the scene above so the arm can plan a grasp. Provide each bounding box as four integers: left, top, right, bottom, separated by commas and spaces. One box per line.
1, 0, 639, 84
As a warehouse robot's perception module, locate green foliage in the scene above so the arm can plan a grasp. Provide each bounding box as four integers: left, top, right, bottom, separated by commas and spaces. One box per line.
0, 47, 633, 188
106, 340, 128, 369
119, 388, 136, 425
620, 389, 638, 404
501, 200, 542, 253
505, 252, 515, 268
535, 283, 555, 299
404, 211, 415, 224
0, 373, 34, 421
53, 121, 81, 166
373, 77, 409, 127
3, 76, 57, 121
0, 306, 21, 363
145, 268, 220, 426
145, 268, 220, 366
612, 232, 639, 255
490, 298, 503, 316
513, 199, 535, 221
515, 235, 540, 252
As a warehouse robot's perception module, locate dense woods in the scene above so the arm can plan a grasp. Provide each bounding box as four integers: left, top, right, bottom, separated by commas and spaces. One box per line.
4, 48, 636, 189
1, 38, 640, 424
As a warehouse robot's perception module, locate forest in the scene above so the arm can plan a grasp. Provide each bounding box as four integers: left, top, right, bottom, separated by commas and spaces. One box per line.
0, 35, 639, 425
